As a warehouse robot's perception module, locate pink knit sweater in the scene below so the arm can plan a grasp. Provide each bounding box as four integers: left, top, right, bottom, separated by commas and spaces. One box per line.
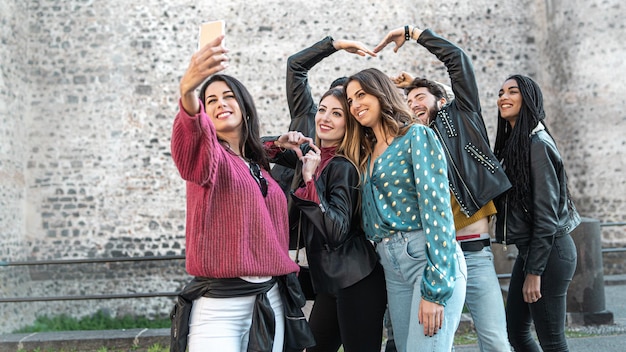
170, 100, 299, 278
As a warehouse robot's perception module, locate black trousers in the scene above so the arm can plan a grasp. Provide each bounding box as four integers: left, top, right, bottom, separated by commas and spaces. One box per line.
506, 234, 577, 352
308, 263, 387, 352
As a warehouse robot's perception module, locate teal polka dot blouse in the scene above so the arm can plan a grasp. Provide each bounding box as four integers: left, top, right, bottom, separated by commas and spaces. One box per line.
361, 124, 459, 305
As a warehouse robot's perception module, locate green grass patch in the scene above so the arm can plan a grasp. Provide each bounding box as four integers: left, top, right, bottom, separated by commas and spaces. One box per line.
146, 344, 168, 352
565, 329, 596, 338
13, 310, 170, 333
454, 331, 480, 345
452, 327, 600, 348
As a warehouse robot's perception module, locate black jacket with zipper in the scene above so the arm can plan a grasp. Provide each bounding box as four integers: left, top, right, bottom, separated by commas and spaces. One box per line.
418, 29, 512, 217
494, 126, 581, 275
270, 36, 337, 198
270, 147, 378, 294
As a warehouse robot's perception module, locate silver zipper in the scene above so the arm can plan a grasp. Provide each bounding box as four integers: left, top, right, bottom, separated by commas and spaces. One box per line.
503, 194, 508, 251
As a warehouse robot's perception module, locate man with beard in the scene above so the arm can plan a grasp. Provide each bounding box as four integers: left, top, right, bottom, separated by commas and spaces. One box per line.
376, 25, 513, 351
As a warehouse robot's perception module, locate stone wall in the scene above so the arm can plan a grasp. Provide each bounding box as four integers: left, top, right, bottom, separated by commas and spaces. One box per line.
0, 0, 624, 333
540, 0, 625, 239
537, 0, 626, 273
0, 0, 31, 334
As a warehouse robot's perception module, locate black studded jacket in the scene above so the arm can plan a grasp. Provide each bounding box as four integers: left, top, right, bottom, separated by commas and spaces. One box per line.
418, 29, 512, 217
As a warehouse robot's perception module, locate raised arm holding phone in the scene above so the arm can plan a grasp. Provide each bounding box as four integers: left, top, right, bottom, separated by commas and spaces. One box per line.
170, 34, 314, 352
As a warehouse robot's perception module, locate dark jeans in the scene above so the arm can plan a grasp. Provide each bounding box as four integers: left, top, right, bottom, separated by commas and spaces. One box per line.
506, 234, 577, 352
308, 263, 387, 352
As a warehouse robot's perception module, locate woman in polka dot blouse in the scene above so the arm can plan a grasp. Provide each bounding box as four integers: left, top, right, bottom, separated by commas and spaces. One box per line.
344, 68, 467, 352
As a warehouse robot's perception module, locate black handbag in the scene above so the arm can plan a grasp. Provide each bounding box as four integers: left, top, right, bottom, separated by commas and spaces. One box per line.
294, 214, 316, 301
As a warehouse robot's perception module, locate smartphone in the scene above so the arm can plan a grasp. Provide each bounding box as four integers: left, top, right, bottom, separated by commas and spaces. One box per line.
198, 20, 225, 50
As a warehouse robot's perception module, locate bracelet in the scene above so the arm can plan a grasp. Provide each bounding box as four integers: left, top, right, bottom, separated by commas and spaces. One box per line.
404, 25, 410, 40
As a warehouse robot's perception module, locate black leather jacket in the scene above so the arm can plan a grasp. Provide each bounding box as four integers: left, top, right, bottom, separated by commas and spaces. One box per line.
270, 36, 337, 196
418, 29, 511, 216
495, 125, 581, 275
271, 148, 378, 294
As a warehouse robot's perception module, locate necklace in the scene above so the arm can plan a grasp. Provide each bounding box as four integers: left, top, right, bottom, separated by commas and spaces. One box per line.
225, 143, 245, 159
372, 142, 388, 160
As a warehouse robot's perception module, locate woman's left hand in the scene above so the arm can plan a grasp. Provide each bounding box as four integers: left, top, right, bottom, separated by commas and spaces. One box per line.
301, 149, 321, 182
418, 299, 444, 337
523, 274, 542, 303
276, 131, 319, 159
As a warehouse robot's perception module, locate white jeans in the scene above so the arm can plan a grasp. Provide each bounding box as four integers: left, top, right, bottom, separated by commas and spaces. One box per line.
188, 283, 284, 352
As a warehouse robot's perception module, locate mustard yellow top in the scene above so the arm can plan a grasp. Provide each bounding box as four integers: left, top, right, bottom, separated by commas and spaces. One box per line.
451, 195, 497, 231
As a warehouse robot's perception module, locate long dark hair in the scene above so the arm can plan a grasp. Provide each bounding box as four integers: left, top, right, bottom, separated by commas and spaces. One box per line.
493, 74, 550, 207
344, 68, 414, 172
199, 74, 269, 170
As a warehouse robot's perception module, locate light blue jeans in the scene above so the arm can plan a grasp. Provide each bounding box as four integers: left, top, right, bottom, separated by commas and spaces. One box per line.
376, 231, 467, 352
463, 246, 511, 351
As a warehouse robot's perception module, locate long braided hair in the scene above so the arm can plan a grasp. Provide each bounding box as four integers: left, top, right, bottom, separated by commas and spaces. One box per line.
493, 75, 549, 209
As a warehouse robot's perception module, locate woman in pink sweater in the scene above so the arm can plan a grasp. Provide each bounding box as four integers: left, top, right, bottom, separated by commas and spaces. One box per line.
170, 35, 312, 352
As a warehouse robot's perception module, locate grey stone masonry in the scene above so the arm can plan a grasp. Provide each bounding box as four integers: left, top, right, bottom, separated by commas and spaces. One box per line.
1, 0, 624, 334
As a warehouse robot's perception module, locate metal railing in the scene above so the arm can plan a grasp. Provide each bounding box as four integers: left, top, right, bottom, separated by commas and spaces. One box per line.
0, 255, 185, 303
495, 221, 625, 280
1, 223, 624, 302
599, 222, 626, 254
0, 255, 184, 267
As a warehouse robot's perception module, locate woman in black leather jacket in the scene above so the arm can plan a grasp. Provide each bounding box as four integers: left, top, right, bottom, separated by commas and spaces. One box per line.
271, 35, 375, 199
270, 88, 387, 352
494, 74, 581, 352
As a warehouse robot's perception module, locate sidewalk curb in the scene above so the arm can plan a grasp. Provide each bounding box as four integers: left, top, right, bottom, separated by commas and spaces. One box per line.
0, 328, 169, 352
604, 274, 626, 286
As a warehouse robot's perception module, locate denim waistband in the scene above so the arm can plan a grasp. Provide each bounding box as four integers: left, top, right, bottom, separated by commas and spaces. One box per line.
376, 230, 424, 243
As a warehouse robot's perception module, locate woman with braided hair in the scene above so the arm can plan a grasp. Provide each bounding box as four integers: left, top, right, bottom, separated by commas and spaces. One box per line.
494, 74, 580, 352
